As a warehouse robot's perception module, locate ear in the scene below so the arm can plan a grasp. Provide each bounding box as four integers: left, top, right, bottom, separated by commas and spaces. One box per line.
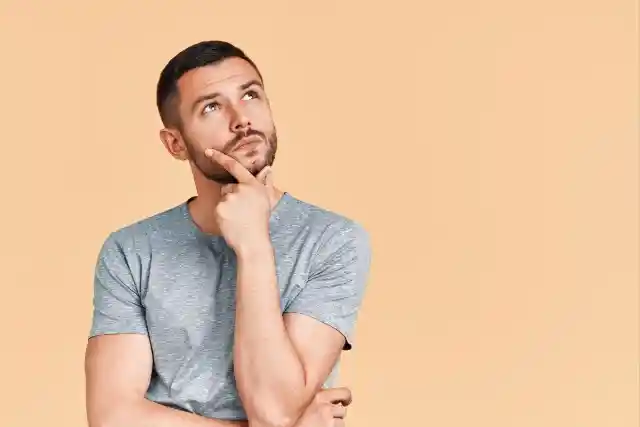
159, 128, 188, 161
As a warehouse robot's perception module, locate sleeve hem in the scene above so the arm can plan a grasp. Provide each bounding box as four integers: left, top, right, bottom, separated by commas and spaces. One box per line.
283, 310, 354, 350
88, 328, 149, 339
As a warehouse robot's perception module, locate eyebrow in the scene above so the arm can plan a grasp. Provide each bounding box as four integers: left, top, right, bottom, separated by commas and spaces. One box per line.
191, 79, 264, 112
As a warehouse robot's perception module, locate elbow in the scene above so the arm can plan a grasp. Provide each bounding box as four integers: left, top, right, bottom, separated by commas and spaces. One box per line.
87, 403, 133, 427
87, 412, 120, 427
87, 407, 111, 427
250, 415, 298, 427
88, 420, 113, 427
247, 399, 304, 427
87, 414, 113, 427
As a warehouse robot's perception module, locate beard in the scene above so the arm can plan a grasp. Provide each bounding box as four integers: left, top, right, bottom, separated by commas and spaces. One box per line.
184, 128, 278, 185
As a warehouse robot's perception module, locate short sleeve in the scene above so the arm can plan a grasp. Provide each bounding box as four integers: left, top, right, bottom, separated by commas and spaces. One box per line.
284, 220, 372, 350
89, 233, 148, 338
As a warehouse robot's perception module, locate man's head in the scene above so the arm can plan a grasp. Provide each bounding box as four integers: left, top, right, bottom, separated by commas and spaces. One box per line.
157, 41, 277, 184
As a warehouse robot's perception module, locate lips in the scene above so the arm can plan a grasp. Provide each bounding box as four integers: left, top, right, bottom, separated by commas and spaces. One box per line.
233, 135, 262, 151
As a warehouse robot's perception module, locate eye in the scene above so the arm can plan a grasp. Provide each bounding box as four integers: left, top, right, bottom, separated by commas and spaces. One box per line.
243, 90, 260, 100
202, 101, 220, 114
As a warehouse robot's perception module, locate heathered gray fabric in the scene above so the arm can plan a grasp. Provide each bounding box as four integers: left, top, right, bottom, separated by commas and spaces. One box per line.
89, 191, 371, 420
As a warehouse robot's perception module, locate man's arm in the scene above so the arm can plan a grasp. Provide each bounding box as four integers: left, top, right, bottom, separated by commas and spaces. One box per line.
86, 233, 246, 427
85, 334, 246, 427
205, 150, 372, 427
232, 221, 371, 427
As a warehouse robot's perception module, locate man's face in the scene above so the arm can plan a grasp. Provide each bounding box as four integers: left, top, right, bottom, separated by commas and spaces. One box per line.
172, 57, 277, 184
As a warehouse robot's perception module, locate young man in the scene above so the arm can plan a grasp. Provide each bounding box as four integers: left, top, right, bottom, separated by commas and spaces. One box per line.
84, 40, 372, 427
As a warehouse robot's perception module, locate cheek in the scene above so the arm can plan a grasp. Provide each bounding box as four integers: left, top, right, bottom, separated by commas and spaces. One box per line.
249, 105, 274, 129
186, 118, 230, 148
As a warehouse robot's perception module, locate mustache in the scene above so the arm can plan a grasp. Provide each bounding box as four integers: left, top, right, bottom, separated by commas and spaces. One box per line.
223, 129, 267, 153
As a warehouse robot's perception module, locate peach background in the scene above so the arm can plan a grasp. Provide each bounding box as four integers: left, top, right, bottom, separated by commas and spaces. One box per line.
0, 1, 638, 426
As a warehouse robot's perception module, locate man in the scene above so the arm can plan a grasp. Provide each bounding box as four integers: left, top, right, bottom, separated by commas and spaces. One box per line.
84, 40, 372, 427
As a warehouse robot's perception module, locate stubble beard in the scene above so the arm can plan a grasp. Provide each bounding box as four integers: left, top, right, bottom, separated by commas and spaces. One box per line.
184, 130, 278, 185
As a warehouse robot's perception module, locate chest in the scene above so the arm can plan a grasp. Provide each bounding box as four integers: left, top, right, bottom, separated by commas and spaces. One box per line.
139, 242, 308, 345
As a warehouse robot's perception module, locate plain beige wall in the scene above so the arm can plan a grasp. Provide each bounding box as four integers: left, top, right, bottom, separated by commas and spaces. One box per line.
0, 1, 637, 426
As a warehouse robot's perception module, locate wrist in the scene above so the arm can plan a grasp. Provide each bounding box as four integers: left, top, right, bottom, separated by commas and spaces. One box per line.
234, 235, 273, 261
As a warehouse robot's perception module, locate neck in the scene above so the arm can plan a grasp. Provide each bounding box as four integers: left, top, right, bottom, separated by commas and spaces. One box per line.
187, 171, 284, 236
188, 176, 225, 235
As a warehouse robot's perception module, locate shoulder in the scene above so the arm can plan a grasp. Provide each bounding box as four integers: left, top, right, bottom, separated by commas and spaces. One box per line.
281, 192, 369, 238
98, 201, 187, 257
281, 193, 371, 259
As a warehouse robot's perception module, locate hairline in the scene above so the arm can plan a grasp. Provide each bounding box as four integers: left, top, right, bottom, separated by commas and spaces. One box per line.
160, 56, 264, 130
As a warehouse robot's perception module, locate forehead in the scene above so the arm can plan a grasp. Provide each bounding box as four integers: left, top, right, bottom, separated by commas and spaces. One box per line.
176, 57, 262, 100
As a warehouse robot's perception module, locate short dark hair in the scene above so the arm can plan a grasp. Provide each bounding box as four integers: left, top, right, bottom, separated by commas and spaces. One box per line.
156, 40, 263, 128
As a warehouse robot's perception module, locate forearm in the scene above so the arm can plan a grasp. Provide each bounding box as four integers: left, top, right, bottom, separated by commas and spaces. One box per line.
88, 397, 246, 427
233, 241, 310, 427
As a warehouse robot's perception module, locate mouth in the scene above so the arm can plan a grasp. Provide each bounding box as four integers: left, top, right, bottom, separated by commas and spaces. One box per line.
233, 135, 263, 152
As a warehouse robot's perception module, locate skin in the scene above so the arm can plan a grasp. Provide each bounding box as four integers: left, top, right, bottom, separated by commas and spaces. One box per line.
207, 149, 351, 427
85, 57, 352, 427
158, 57, 283, 236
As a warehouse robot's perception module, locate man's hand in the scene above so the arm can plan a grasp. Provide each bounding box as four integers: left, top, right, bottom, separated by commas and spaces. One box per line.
205, 150, 360, 427
293, 387, 352, 427
204, 148, 274, 254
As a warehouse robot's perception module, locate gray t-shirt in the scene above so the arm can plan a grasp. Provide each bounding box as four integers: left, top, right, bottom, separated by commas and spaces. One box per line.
89, 192, 371, 420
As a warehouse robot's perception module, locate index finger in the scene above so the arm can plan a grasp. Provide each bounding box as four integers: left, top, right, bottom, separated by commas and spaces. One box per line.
205, 148, 258, 184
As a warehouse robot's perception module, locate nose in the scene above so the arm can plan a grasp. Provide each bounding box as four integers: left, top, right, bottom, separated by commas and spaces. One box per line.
229, 105, 251, 132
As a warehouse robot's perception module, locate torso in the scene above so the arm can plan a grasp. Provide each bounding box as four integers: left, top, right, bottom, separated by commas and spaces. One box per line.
116, 192, 347, 420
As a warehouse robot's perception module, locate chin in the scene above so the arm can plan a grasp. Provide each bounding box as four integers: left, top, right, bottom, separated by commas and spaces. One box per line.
245, 155, 271, 173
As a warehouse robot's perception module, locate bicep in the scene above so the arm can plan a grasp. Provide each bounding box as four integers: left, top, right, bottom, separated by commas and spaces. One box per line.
85, 334, 152, 423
